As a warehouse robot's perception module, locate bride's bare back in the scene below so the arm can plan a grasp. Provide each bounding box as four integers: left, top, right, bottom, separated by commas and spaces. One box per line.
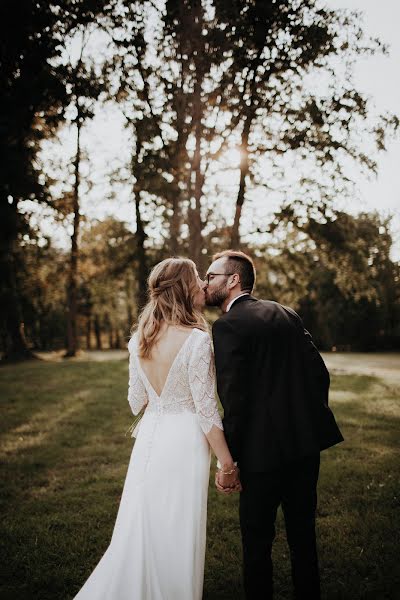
138, 325, 194, 397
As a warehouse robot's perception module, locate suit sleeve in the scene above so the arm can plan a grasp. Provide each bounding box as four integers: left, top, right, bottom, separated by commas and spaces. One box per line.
284, 305, 330, 406
212, 318, 248, 460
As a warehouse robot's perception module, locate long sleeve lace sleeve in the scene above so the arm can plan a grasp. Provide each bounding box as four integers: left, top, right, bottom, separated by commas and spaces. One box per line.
127, 336, 148, 415
189, 332, 223, 434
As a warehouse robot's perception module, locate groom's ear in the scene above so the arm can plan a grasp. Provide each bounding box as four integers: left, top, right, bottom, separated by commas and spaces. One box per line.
228, 273, 241, 288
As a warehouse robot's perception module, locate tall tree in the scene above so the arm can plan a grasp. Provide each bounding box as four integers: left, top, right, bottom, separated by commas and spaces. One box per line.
110, 0, 397, 263
112, 0, 236, 272
0, 2, 66, 359
106, 2, 165, 306
63, 30, 104, 357
213, 0, 398, 247
0, 0, 130, 360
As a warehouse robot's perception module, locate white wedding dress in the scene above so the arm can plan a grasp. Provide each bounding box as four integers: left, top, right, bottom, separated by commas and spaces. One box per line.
73, 328, 223, 600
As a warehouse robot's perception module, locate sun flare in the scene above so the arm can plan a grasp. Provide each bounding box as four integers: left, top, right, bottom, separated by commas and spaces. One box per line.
221, 147, 242, 168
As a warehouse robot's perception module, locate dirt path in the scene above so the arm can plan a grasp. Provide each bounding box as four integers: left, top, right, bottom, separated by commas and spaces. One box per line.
37, 349, 400, 385
36, 349, 129, 362
322, 352, 400, 385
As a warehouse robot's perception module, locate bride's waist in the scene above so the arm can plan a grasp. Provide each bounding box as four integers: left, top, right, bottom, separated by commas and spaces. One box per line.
145, 402, 196, 417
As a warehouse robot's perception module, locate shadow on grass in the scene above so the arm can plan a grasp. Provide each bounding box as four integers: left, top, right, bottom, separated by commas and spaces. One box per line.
1, 360, 133, 600
1, 366, 399, 599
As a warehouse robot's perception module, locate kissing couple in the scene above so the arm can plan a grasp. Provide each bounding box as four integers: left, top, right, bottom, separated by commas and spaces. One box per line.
73, 250, 343, 600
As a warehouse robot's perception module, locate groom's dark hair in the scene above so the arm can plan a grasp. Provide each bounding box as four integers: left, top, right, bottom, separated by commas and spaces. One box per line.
212, 250, 256, 293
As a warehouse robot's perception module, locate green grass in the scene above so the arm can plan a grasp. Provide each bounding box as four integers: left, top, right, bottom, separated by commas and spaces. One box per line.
1, 359, 399, 599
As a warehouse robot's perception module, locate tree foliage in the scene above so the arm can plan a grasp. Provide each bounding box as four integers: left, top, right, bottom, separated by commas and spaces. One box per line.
0, 0, 131, 358
257, 210, 400, 350
0, 0, 399, 358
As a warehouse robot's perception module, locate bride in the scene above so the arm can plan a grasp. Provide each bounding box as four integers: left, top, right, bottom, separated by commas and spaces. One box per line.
73, 257, 239, 600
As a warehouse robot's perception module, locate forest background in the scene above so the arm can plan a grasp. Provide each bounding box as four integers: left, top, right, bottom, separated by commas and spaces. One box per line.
1, 0, 400, 361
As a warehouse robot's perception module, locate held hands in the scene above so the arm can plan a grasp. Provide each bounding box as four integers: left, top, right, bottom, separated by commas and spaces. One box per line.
215, 465, 242, 494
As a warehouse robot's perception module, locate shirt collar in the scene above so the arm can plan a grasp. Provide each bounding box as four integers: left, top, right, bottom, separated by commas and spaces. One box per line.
225, 293, 250, 312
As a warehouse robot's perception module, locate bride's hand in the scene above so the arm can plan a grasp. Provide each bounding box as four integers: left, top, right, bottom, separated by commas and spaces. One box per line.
215, 468, 242, 494
215, 477, 242, 494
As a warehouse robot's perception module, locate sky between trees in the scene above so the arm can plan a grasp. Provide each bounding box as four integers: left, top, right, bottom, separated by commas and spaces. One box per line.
328, 0, 400, 258
27, 0, 400, 259
3, 0, 399, 360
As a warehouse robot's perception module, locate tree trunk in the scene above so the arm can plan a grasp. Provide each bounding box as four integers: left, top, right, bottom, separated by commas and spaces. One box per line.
125, 275, 134, 330
230, 114, 252, 248
189, 2, 205, 271
189, 88, 204, 269
169, 190, 182, 255
114, 328, 122, 349
230, 45, 263, 249
131, 138, 149, 312
166, 0, 193, 254
104, 313, 113, 349
134, 185, 148, 312
86, 315, 92, 350
0, 200, 34, 361
34, 315, 42, 350
94, 314, 102, 350
65, 113, 82, 357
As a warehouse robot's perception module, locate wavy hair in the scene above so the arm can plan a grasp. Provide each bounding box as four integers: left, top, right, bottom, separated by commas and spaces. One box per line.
134, 257, 207, 358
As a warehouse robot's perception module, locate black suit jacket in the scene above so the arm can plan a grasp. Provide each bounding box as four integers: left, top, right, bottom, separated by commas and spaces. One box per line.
212, 295, 344, 471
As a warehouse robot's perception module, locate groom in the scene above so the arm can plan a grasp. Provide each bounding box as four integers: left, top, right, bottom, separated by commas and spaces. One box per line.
205, 250, 343, 600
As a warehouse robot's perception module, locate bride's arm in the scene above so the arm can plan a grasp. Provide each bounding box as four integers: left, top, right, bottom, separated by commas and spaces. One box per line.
205, 425, 235, 472
206, 427, 241, 492
189, 333, 241, 490
127, 336, 148, 415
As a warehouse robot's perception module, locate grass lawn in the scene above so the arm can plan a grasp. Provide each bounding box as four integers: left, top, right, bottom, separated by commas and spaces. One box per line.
1, 357, 399, 599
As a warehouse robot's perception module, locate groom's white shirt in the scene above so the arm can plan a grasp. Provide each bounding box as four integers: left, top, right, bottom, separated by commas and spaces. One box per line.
225, 292, 250, 312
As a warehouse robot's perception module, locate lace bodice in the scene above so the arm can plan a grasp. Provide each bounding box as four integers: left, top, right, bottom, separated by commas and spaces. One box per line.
127, 328, 223, 434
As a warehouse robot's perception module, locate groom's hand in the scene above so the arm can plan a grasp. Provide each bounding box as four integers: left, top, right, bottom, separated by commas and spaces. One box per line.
215, 467, 242, 494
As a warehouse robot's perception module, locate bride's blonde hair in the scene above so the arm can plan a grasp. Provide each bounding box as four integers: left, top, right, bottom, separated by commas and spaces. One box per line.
134, 257, 207, 358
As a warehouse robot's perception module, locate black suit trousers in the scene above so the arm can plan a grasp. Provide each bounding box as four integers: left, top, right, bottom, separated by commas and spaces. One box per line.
239, 454, 321, 600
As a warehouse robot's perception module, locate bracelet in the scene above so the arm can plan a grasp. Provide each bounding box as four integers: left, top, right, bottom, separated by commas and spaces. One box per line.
216, 460, 237, 470
219, 466, 237, 475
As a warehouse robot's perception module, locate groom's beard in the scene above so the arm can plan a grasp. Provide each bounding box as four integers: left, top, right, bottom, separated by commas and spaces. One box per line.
205, 285, 229, 307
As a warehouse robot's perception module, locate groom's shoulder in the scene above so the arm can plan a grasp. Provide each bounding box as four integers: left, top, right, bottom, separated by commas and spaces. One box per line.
256, 300, 304, 329
212, 299, 298, 333
211, 297, 262, 332
225, 297, 285, 320
251, 298, 301, 318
